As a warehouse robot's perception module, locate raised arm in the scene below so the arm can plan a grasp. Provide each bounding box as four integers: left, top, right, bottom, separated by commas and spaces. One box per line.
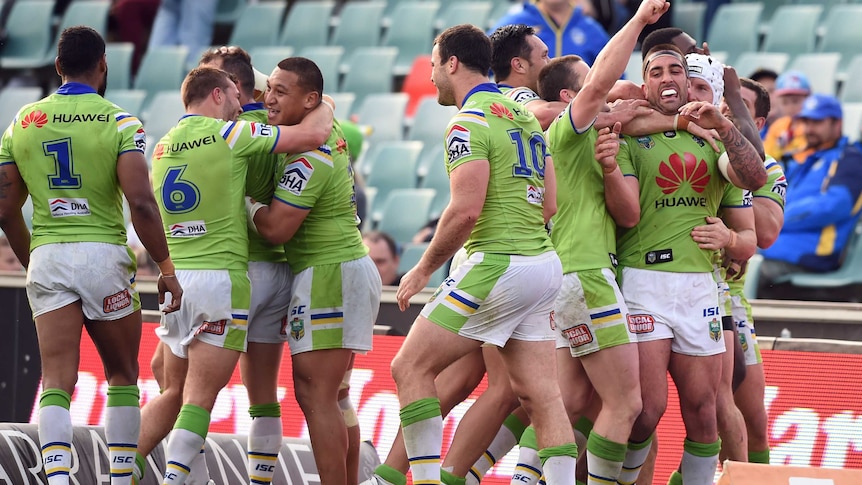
723, 66, 765, 161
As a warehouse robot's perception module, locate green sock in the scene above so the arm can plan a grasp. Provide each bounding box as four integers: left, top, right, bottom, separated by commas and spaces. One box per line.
373, 463, 407, 485
586, 432, 626, 484
748, 449, 770, 464
441, 469, 466, 485
667, 469, 682, 485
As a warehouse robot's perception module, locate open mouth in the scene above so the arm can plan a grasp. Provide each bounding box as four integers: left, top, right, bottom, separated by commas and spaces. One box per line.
661, 88, 678, 99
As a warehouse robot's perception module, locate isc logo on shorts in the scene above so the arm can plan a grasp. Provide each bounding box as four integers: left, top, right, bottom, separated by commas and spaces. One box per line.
563, 324, 593, 347
627, 314, 655, 334
197, 320, 226, 336
103, 289, 131, 313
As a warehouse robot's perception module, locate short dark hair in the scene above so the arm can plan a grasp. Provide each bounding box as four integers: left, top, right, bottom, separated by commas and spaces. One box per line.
57, 26, 106, 78
364, 231, 399, 258
642, 44, 687, 76
181, 67, 237, 108
749, 68, 778, 84
740, 77, 771, 119
276, 57, 324, 98
538, 55, 584, 102
641, 28, 685, 60
435, 24, 491, 76
199, 46, 255, 98
489, 24, 535, 81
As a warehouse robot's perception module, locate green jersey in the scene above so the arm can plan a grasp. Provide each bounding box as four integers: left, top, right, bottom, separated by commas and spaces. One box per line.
273, 120, 366, 273
240, 103, 287, 263
151, 115, 280, 271
729, 156, 786, 296
446, 83, 553, 256
617, 130, 738, 273
498, 84, 542, 106
0, 83, 146, 250
547, 105, 616, 273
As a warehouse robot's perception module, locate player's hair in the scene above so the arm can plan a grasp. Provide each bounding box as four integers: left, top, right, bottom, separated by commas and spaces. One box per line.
57, 26, 106, 78
181, 67, 238, 108
489, 24, 536, 81
749, 68, 778, 84
642, 44, 687, 76
538, 55, 584, 102
641, 27, 685, 60
435, 24, 492, 76
739, 77, 771, 119
199, 46, 255, 98
276, 57, 324, 100
363, 231, 400, 258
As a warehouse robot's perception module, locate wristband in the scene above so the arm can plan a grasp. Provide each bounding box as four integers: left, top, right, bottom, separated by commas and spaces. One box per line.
156, 258, 175, 277
674, 114, 690, 132
602, 164, 618, 175
245, 196, 265, 234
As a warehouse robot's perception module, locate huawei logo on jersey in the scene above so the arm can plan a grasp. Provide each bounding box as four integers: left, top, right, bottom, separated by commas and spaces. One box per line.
490, 102, 513, 120
656, 152, 710, 194
153, 143, 165, 160
21, 110, 48, 129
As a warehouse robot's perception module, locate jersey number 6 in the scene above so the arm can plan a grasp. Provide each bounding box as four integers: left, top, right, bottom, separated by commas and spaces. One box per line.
162, 165, 201, 213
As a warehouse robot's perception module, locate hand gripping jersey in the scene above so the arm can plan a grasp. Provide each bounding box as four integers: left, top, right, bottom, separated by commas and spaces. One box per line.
445, 83, 553, 256
272, 119, 366, 273
547, 104, 617, 273
617, 130, 737, 273
151, 115, 280, 270
0, 83, 146, 250
240, 103, 287, 264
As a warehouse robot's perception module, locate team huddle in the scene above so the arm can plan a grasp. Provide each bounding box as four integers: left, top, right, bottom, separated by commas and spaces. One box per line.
0, 0, 785, 484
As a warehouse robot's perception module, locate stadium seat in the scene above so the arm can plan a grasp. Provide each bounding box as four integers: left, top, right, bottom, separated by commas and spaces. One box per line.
416, 143, 446, 181
376, 188, 437, 245
279, 1, 335, 51
841, 102, 862, 141
673, 2, 706, 45
299, 46, 344, 95
787, 222, 862, 290
761, 5, 822, 60
840, 56, 862, 103
141, 90, 186, 149
437, 1, 492, 33
788, 53, 840, 96
0, 0, 55, 69
215, 0, 247, 24
329, 92, 356, 121
488, 0, 520, 29
397, 242, 448, 288
105, 89, 147, 117
407, 96, 458, 149
106, 43, 135, 91
363, 140, 424, 199
705, 3, 763, 66
401, 55, 437, 118
339, 47, 398, 108
227, 3, 286, 52
330, 1, 386, 58
353, 93, 409, 142
731, 52, 789, 79
625, 52, 644, 86
0, 86, 42, 125
248, 46, 295, 74
418, 145, 450, 219
818, 5, 862, 73
133, 46, 189, 106
383, 2, 440, 76
360, 185, 377, 231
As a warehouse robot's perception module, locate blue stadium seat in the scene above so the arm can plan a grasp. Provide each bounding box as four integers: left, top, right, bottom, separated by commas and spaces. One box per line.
353, 93, 409, 142
105, 89, 147, 117
705, 3, 763, 66
788, 53, 840, 96
228, 3, 286, 52
383, 2, 440, 76
106, 42, 135, 91
299, 46, 344, 95
673, 2, 706, 45
818, 5, 862, 73
406, 96, 458, 150
339, 47, 398, 108
732, 52, 789, 79
330, 1, 386, 58
761, 5, 822, 59
0, 0, 55, 70
376, 188, 436, 245
279, 1, 335, 51
134, 46, 189, 106
0, 87, 43, 126
248, 46, 295, 75
437, 1, 492, 33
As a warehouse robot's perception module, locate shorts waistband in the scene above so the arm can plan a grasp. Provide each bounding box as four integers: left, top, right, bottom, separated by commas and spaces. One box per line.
475, 251, 559, 265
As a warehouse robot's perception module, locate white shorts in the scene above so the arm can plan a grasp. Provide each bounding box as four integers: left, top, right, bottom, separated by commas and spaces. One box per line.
27, 242, 140, 320
554, 268, 634, 357
157, 269, 251, 359
420, 251, 562, 347
621, 267, 725, 356
713, 264, 732, 318
286, 255, 381, 356
731, 294, 762, 365
247, 261, 292, 344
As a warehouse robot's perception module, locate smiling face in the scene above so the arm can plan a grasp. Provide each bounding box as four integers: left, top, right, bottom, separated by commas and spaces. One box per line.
431, 44, 456, 107
219, 80, 242, 121
643, 53, 690, 115
265, 67, 314, 126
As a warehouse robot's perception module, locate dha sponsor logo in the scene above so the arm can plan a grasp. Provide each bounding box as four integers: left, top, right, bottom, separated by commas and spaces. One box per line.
446, 124, 471, 163
627, 314, 655, 334
563, 324, 593, 347
279, 158, 314, 196
169, 220, 207, 237
21, 110, 48, 129
53, 113, 110, 123
526, 184, 544, 205
655, 152, 710, 194
103, 289, 132, 313
49, 198, 90, 217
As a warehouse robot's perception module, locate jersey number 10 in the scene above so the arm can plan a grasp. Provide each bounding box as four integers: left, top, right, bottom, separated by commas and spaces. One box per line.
508, 130, 546, 179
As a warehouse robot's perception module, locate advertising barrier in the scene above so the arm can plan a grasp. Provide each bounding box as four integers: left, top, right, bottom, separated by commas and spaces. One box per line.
20, 323, 862, 484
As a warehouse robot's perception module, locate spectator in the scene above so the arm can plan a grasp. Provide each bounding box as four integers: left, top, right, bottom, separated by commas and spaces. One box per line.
147, 0, 217, 66
749, 68, 780, 138
489, 0, 611, 66
109, 0, 160, 75
363, 231, 402, 286
758, 94, 862, 299
764, 70, 812, 167
0, 235, 23, 272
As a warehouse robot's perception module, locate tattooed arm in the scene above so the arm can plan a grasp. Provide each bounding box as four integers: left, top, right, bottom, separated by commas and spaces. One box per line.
0, 165, 31, 268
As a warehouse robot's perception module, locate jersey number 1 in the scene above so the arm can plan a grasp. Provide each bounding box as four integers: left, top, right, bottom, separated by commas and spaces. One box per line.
509, 130, 546, 179
44, 138, 82, 189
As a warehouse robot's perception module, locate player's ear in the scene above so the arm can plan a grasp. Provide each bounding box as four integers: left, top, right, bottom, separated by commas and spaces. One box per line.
54, 57, 63, 78
98, 54, 107, 76
305, 91, 320, 110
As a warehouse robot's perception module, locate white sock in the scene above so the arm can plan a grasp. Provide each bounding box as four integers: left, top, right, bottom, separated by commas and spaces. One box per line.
186, 445, 210, 485
40, 405, 73, 485
106, 405, 140, 485
248, 416, 283, 484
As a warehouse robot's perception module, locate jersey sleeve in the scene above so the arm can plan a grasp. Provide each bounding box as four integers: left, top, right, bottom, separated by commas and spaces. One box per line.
445, 109, 491, 172
0, 120, 14, 165
219, 120, 281, 156
754, 157, 787, 210
272, 145, 334, 210
617, 136, 636, 177
506, 86, 541, 106
115, 111, 146, 154
720, 182, 751, 209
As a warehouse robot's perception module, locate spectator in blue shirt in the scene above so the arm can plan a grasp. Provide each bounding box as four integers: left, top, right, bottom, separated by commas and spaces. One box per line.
757, 94, 862, 299
489, 0, 611, 66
